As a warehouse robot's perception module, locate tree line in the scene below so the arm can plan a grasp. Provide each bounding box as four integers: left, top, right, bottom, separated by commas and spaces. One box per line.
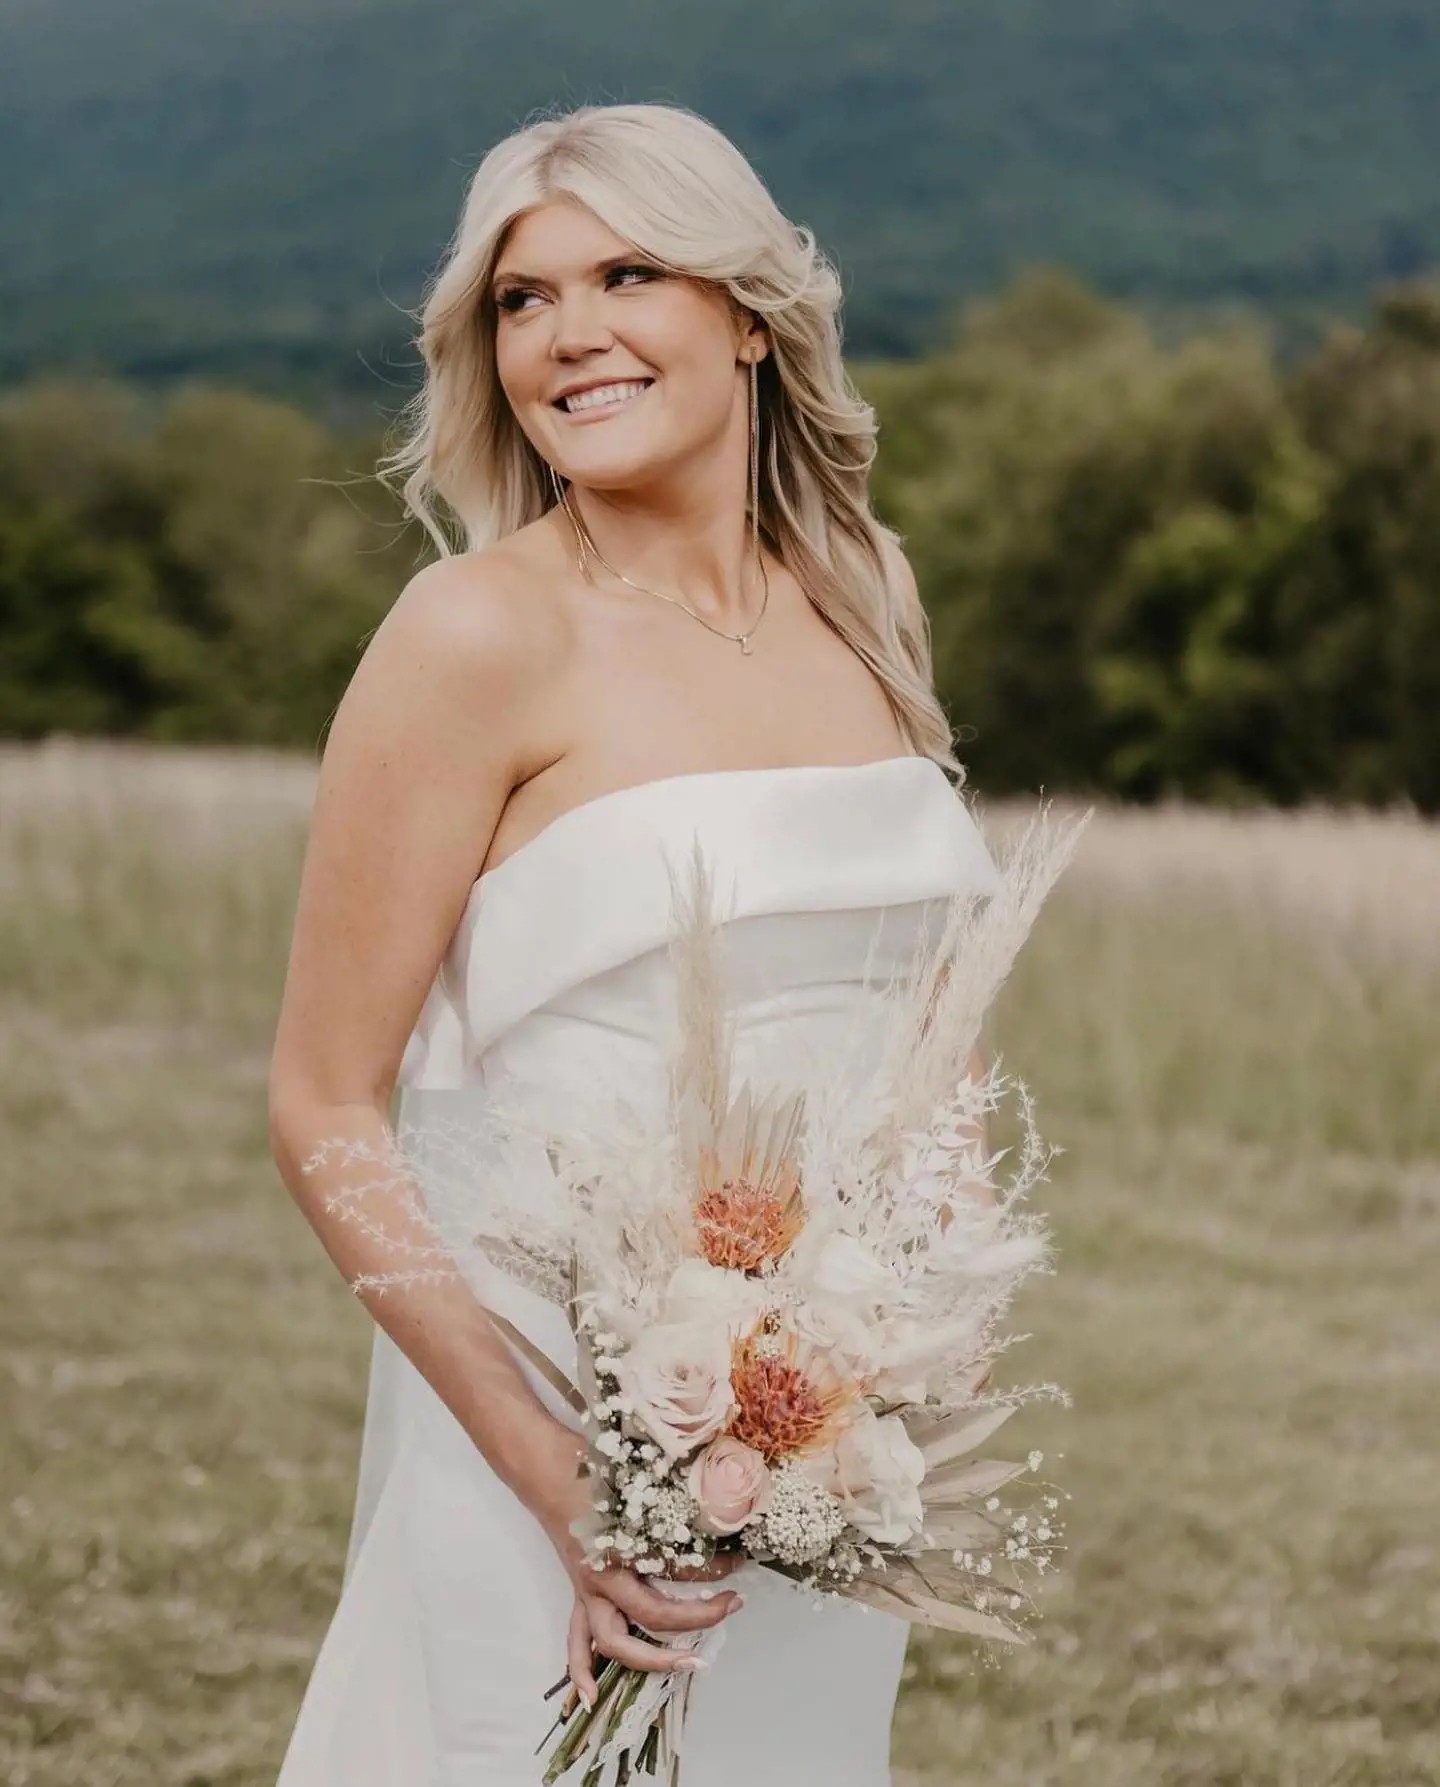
2, 270, 1437, 810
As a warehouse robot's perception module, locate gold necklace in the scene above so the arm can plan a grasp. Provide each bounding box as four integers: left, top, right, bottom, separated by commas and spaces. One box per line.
558, 486, 770, 656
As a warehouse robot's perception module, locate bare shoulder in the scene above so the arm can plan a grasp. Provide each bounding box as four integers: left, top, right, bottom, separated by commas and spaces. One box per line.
340, 529, 571, 775
268, 526, 583, 1112
368, 535, 565, 695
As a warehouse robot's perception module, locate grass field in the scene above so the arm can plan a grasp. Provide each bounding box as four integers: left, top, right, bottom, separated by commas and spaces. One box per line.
2, 737, 1437, 1787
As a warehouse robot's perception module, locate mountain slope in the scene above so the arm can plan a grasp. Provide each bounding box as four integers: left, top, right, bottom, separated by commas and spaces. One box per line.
2, 0, 1437, 395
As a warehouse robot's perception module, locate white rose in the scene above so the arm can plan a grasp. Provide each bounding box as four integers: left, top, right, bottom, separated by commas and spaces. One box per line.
613, 1322, 736, 1463
660, 1258, 770, 1337
787, 1298, 881, 1379
829, 1408, 926, 1545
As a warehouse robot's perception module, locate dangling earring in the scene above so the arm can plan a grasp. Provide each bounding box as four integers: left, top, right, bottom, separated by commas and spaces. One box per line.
748, 356, 760, 563
548, 461, 594, 580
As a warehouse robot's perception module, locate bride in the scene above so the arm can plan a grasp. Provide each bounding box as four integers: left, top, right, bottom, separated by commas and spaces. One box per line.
267, 101, 1003, 1785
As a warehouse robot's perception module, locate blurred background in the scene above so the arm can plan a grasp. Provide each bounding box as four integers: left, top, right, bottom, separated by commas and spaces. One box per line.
2, 4, 1437, 1784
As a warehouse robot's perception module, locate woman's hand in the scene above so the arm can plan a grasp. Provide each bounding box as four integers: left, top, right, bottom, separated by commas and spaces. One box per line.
563, 1549, 746, 1707
530, 1424, 746, 1706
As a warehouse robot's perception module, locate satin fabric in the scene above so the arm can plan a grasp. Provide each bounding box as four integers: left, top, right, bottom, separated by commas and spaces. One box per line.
277, 755, 1001, 1786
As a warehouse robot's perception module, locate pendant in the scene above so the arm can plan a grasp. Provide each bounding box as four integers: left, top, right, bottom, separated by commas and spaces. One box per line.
739, 634, 753, 656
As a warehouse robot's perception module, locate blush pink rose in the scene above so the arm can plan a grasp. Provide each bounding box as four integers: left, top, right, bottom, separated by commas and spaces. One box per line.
686, 1436, 774, 1536
615, 1323, 736, 1462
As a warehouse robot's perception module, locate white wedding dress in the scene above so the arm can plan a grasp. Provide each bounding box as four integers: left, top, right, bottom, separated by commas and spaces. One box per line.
276, 754, 1002, 1786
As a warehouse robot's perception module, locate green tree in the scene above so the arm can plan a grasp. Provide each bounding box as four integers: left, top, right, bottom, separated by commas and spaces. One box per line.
1286, 281, 1440, 807
0, 378, 409, 747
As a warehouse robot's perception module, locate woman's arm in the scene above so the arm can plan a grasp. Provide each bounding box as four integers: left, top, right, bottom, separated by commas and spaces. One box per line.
267, 554, 736, 1670
268, 553, 588, 1521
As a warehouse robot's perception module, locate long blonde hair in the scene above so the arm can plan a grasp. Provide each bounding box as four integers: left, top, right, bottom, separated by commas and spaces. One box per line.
380, 101, 960, 772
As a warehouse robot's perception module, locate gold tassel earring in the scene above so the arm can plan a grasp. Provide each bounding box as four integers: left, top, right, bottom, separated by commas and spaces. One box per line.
549, 462, 594, 581
547, 362, 770, 655
748, 356, 760, 565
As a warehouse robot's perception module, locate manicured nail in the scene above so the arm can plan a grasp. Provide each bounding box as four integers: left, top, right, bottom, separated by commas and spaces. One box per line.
680, 1655, 708, 1672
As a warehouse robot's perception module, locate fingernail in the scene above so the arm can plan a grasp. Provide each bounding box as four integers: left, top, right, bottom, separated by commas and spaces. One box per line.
729, 1593, 746, 1610
680, 1655, 709, 1672
582, 1689, 595, 1711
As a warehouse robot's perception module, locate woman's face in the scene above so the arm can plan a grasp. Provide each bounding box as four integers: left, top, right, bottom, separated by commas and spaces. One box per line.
490, 196, 764, 494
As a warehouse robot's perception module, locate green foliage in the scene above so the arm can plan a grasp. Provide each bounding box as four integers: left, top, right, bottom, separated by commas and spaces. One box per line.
864, 271, 1440, 809
0, 379, 413, 749
1285, 291, 1440, 809
2, 270, 1438, 808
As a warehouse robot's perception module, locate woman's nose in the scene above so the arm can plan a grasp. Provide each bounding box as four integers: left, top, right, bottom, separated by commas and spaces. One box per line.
549, 288, 614, 359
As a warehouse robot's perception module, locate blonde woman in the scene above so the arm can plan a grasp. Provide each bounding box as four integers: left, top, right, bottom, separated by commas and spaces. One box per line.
268, 102, 998, 1785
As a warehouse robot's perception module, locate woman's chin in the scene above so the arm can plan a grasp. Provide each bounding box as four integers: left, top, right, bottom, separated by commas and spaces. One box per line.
557, 448, 686, 495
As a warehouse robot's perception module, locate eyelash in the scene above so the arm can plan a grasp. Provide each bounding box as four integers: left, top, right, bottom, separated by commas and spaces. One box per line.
495, 265, 660, 314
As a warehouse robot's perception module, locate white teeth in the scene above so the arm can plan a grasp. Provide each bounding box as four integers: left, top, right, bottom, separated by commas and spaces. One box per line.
562, 380, 650, 414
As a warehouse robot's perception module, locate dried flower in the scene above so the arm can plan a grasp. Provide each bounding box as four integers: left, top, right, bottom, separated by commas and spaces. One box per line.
746, 1459, 847, 1565
693, 1171, 805, 1272
728, 1320, 860, 1462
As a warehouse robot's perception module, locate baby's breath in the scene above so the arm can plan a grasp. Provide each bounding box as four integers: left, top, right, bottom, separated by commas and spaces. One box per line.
743, 1460, 846, 1567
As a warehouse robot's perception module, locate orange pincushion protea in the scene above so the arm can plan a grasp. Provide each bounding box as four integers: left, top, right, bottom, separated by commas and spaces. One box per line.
693, 1168, 805, 1273
728, 1318, 860, 1463
684, 1082, 808, 1273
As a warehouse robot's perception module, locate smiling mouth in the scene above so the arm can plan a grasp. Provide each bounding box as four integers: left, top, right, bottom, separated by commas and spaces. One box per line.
554, 378, 655, 418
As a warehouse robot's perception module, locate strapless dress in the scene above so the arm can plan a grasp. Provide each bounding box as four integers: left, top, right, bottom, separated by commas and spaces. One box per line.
276, 754, 1002, 1786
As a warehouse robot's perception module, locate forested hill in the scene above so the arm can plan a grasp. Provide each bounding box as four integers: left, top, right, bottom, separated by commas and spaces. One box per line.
2, 0, 1438, 401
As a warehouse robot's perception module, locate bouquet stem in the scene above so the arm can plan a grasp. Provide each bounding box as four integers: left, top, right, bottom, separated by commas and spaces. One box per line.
543, 1658, 662, 1785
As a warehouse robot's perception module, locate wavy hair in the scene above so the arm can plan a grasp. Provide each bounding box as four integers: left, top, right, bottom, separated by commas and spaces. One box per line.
379, 101, 961, 772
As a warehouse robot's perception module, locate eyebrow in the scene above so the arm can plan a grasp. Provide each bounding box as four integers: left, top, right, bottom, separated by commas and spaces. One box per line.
490, 252, 658, 291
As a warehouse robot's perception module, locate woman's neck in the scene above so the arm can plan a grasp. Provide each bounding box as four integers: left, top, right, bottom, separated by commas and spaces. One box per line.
560, 480, 760, 625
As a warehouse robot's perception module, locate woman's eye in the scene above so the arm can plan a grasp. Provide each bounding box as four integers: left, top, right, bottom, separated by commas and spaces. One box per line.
495, 267, 660, 314
608, 265, 661, 288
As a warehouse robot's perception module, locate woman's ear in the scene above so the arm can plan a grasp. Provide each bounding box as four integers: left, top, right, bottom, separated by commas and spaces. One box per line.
738, 309, 770, 365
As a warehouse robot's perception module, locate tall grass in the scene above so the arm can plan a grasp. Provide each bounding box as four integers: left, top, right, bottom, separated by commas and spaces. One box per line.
2, 739, 1436, 1785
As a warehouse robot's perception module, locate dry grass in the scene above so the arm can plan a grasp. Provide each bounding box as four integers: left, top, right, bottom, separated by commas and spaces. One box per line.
3, 738, 1437, 1786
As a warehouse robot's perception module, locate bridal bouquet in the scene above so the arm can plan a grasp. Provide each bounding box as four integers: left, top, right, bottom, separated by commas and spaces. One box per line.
309, 797, 1091, 1787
